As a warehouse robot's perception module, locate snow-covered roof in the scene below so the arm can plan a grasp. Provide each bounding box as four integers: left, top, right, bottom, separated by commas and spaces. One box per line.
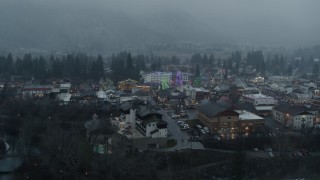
242, 93, 273, 99
255, 106, 274, 111
235, 110, 264, 121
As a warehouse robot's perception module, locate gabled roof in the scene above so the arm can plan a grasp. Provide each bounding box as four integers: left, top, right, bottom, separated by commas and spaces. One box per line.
79, 91, 97, 98
157, 121, 168, 129
233, 102, 257, 113
120, 102, 131, 112
158, 89, 187, 99
273, 104, 318, 116
137, 109, 162, 120
197, 101, 234, 118
141, 117, 162, 127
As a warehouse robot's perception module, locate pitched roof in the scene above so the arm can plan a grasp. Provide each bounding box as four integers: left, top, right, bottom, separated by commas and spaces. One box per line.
233, 102, 257, 113
119, 102, 131, 112
137, 108, 162, 120
141, 117, 162, 126
273, 104, 318, 116
197, 101, 230, 118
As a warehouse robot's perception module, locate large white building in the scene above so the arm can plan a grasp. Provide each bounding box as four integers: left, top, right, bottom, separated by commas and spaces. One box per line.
142, 72, 172, 84
142, 71, 192, 85
56, 83, 72, 103
242, 93, 276, 106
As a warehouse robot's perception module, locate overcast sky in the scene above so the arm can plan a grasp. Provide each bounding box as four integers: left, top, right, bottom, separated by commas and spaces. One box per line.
130, 0, 320, 47
2, 0, 320, 51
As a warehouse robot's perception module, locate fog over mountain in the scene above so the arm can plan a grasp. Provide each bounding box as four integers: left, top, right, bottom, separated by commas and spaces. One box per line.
0, 0, 319, 54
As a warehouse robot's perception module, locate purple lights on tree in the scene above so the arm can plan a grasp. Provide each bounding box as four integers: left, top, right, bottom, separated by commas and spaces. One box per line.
175, 71, 183, 86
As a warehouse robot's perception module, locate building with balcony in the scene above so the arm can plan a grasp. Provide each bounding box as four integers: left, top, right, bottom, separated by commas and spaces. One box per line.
142, 71, 193, 85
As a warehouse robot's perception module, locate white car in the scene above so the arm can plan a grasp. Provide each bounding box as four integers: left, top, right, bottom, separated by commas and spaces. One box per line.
253, 148, 259, 152
203, 127, 210, 133
181, 124, 189, 130
200, 129, 206, 134
269, 152, 274, 157
264, 148, 272, 152
171, 114, 180, 119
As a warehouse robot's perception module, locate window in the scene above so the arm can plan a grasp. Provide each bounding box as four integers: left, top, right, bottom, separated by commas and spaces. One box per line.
228, 117, 231, 120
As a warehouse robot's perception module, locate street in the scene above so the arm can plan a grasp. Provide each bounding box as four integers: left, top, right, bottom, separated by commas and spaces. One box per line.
159, 108, 204, 150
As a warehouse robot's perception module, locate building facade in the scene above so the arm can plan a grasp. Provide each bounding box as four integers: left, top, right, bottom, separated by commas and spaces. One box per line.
197, 101, 239, 133
21, 85, 53, 98
142, 71, 192, 85
242, 93, 276, 116
273, 104, 318, 130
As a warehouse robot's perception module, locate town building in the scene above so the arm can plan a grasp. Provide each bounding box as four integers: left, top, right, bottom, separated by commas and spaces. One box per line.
118, 100, 167, 139
242, 92, 276, 116
117, 79, 139, 93
197, 100, 265, 135
135, 108, 168, 138
235, 110, 265, 133
142, 72, 172, 85
142, 71, 192, 85
117, 79, 150, 93
272, 104, 318, 130
21, 85, 53, 98
197, 101, 239, 133
157, 89, 187, 105
115, 99, 168, 149
179, 85, 210, 100
56, 83, 72, 103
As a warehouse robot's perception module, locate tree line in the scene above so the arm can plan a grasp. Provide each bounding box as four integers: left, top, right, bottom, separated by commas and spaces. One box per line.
0, 50, 313, 84
0, 53, 104, 80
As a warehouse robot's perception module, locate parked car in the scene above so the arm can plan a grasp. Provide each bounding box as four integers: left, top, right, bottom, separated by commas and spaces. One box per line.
264, 148, 272, 152
269, 152, 274, 157
214, 135, 221, 141
200, 129, 206, 135
203, 127, 210, 134
181, 124, 189, 130
171, 114, 180, 119
196, 125, 202, 129
253, 148, 259, 152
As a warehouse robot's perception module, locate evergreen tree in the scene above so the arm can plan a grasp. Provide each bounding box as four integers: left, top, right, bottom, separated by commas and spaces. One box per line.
202, 54, 208, 65
287, 65, 293, 76
313, 63, 319, 80
190, 53, 202, 64
209, 53, 215, 66
195, 64, 200, 76
127, 53, 133, 69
